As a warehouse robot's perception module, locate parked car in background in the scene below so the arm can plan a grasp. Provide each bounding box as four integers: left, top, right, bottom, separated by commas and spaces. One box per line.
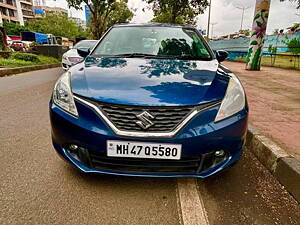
61, 40, 98, 70
50, 24, 248, 178
10, 41, 25, 52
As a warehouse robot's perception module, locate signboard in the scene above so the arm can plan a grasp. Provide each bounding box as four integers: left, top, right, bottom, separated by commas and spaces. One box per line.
85, 5, 90, 25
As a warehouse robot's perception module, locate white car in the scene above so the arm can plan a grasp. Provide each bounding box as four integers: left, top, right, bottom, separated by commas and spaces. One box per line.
62, 40, 98, 70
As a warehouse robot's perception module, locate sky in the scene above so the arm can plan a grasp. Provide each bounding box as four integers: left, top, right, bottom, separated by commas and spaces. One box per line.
45, 0, 300, 37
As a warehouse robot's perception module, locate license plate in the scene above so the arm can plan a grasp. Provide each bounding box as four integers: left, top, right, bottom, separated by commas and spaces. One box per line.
107, 140, 182, 160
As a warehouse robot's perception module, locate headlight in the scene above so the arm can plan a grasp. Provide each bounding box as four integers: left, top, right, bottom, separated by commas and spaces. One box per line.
68, 57, 83, 63
53, 72, 78, 117
215, 75, 245, 122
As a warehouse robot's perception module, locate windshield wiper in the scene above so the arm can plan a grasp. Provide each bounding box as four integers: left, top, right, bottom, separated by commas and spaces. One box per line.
173, 55, 209, 60
110, 53, 157, 58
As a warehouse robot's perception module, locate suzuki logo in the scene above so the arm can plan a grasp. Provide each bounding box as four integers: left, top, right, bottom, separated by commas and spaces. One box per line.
135, 111, 155, 130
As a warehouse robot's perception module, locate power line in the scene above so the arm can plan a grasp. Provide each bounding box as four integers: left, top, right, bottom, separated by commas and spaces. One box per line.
235, 5, 251, 31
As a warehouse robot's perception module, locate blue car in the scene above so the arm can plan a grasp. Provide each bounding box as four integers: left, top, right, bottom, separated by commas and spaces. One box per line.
50, 24, 248, 178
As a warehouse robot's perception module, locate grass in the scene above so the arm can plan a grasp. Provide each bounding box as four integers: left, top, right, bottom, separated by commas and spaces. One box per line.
235, 54, 300, 70
0, 53, 60, 68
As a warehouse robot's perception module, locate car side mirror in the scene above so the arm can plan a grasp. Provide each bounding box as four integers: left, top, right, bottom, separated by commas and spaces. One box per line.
77, 48, 90, 58
216, 50, 228, 62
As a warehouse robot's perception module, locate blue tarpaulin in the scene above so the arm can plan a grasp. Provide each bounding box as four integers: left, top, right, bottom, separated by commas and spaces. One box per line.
34, 9, 45, 15
21, 31, 48, 44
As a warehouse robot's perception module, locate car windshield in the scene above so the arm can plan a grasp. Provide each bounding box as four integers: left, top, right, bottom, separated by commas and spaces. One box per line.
74, 40, 97, 49
92, 26, 212, 60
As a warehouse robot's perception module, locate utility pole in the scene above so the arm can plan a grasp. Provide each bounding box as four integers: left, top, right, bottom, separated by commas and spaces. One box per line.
235, 5, 251, 31
207, 0, 212, 38
210, 22, 217, 39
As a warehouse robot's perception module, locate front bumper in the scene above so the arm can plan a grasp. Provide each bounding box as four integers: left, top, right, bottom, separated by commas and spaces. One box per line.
50, 98, 248, 178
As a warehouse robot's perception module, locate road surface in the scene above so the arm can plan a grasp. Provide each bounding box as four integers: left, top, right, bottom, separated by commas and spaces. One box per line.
0, 68, 299, 225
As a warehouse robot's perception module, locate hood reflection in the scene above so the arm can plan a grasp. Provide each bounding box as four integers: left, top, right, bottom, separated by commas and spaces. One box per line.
85, 56, 127, 68
71, 57, 225, 106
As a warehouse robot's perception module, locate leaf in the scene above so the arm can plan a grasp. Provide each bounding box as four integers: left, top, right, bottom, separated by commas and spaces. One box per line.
250, 40, 258, 45
256, 21, 262, 27
251, 31, 258, 36
252, 47, 262, 70
254, 14, 260, 20
246, 47, 253, 64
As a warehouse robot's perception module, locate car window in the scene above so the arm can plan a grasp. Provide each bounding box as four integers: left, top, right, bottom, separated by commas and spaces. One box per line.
92, 27, 212, 60
75, 40, 97, 49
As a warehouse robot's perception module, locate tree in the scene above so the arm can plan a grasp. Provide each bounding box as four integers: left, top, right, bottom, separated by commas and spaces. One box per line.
280, 0, 300, 9
0, 27, 8, 50
26, 13, 89, 40
144, 0, 209, 24
67, 0, 133, 39
2, 21, 31, 36
106, 1, 133, 29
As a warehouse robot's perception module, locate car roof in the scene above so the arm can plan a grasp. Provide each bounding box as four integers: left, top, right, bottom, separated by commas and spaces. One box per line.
112, 23, 196, 29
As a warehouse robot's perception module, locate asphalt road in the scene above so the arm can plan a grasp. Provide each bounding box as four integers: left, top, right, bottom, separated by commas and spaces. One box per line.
0, 68, 299, 225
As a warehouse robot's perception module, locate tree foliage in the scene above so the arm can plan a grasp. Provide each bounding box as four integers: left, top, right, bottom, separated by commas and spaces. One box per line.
3, 21, 31, 36
67, 0, 133, 39
107, 1, 133, 29
144, 0, 209, 24
25, 13, 89, 40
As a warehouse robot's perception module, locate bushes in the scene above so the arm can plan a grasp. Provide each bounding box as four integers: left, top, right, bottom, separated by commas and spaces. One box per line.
10, 52, 40, 62
0, 52, 59, 68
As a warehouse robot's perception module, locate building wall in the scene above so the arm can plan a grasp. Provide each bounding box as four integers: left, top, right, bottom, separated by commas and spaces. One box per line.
34, 6, 67, 16
20, 0, 34, 22
209, 32, 300, 60
0, 0, 33, 25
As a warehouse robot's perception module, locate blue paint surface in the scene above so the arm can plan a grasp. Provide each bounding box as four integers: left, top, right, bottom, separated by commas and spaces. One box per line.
70, 57, 228, 106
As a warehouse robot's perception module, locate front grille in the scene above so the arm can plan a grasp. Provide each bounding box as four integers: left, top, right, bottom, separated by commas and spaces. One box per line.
78, 96, 220, 133
98, 103, 194, 132
89, 153, 201, 174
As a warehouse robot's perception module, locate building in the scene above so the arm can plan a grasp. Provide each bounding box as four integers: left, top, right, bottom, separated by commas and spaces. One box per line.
0, 0, 34, 25
20, 0, 34, 21
70, 16, 86, 29
34, 5, 67, 16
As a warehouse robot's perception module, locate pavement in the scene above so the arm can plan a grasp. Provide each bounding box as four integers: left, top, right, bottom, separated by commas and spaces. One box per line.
223, 61, 300, 161
0, 68, 299, 225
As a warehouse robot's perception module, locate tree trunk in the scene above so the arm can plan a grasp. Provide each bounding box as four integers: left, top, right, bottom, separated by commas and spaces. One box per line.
246, 0, 271, 70
0, 27, 8, 51
91, 14, 102, 40
171, 8, 177, 24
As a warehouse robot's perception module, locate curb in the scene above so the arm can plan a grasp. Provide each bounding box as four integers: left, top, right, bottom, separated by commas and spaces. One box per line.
246, 125, 300, 202
0, 63, 61, 77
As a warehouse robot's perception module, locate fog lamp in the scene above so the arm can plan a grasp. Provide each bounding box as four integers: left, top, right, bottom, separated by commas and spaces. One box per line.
215, 150, 225, 157
69, 144, 78, 151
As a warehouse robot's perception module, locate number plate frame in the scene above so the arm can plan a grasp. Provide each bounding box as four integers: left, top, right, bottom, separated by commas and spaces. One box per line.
107, 140, 182, 160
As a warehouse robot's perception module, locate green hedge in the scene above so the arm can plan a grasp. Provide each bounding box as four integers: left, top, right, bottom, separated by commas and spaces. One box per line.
0, 52, 60, 68
10, 52, 40, 62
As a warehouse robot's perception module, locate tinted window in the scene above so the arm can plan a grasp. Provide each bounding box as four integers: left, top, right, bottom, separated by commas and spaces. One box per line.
92, 27, 212, 60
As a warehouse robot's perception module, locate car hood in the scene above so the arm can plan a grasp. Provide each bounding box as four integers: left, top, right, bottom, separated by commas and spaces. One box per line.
70, 57, 230, 106
63, 48, 80, 58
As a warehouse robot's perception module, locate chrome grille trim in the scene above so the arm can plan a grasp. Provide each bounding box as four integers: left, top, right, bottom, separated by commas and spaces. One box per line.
98, 102, 194, 132
74, 95, 221, 138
